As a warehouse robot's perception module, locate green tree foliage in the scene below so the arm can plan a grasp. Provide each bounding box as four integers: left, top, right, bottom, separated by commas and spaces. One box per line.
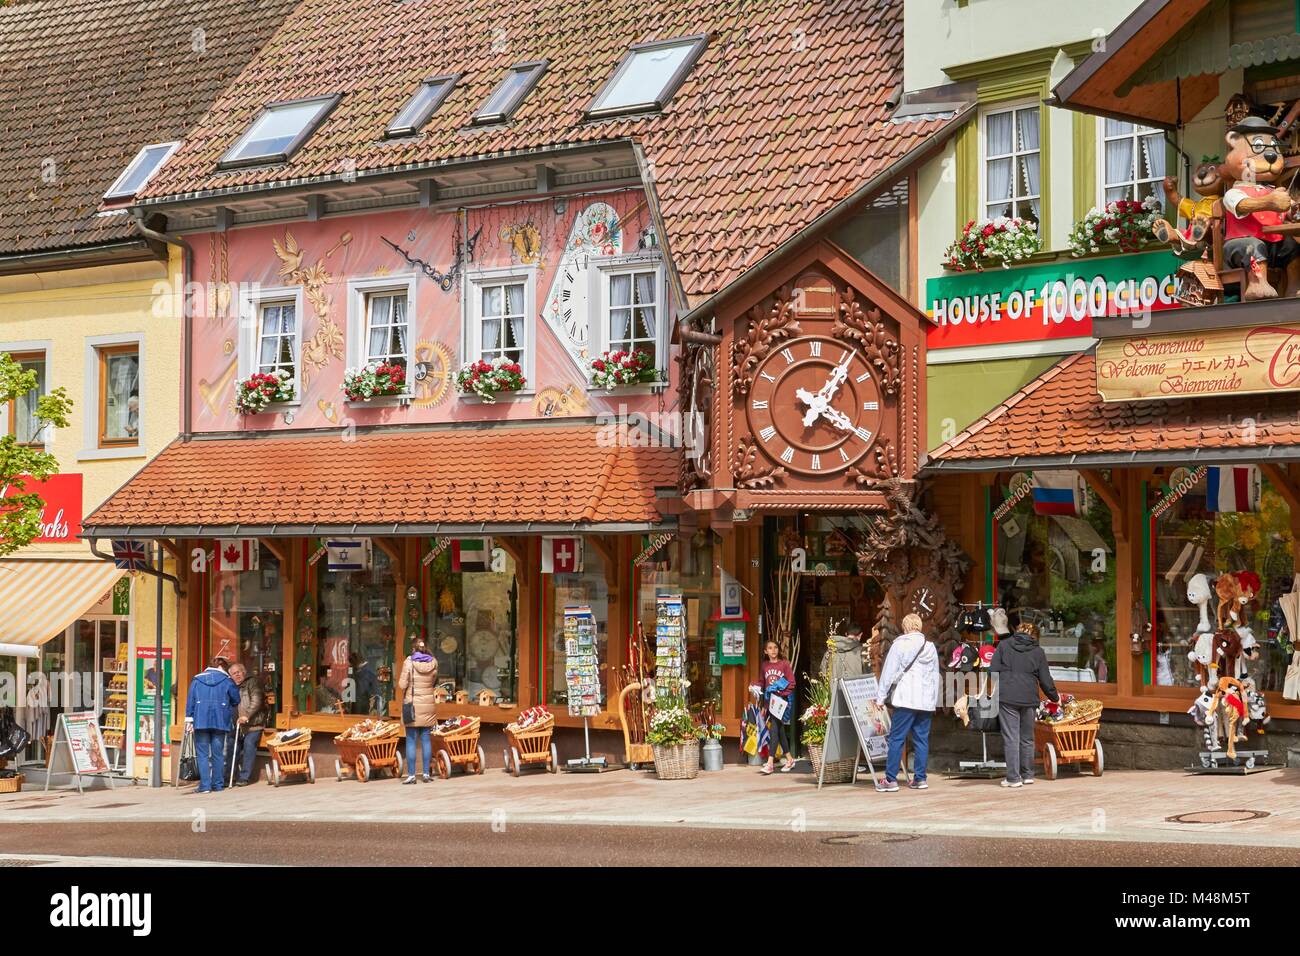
0, 352, 71, 557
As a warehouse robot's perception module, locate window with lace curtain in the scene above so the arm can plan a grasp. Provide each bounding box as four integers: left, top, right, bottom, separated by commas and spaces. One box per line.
465, 267, 535, 376
595, 259, 666, 374
981, 103, 1041, 224
1100, 118, 1165, 204
364, 291, 409, 368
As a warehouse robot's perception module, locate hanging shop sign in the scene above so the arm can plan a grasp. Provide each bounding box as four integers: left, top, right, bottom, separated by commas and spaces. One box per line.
1, 473, 82, 542
926, 251, 1181, 351
134, 647, 173, 756
1097, 322, 1300, 402
717, 619, 747, 665
111, 576, 131, 615
720, 568, 744, 618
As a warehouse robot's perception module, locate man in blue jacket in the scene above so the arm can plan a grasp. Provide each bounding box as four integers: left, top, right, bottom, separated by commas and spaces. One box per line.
185, 657, 240, 794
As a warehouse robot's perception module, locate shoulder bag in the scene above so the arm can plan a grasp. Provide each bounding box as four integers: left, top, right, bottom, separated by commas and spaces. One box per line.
401, 660, 417, 725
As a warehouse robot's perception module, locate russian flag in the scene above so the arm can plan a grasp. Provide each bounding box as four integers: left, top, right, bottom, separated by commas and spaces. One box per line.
1205, 466, 1259, 513
1031, 472, 1081, 516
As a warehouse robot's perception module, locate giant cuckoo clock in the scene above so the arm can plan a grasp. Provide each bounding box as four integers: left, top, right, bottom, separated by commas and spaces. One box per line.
679, 240, 925, 515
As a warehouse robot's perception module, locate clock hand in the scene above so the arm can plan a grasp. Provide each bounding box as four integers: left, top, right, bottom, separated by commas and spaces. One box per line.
822, 406, 854, 432
816, 353, 853, 403
795, 388, 827, 427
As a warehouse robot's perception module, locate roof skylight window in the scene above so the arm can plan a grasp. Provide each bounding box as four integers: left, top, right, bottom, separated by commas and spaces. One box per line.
103, 141, 180, 200
386, 75, 459, 138
471, 61, 547, 125
587, 36, 707, 119
219, 95, 341, 168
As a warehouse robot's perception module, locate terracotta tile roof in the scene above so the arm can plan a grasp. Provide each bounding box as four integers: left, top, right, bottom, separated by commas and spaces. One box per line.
134, 0, 960, 304
84, 424, 680, 532
926, 351, 1300, 468
0, 0, 299, 257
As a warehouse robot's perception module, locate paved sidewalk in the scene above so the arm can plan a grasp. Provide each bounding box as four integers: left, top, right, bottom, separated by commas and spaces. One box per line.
4, 765, 1300, 849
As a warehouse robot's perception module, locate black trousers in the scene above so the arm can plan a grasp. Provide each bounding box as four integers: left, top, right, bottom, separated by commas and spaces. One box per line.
998, 702, 1037, 783
767, 717, 790, 758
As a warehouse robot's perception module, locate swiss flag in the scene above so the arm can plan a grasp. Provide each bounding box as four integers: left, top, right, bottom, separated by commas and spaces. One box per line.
218, 538, 259, 572
541, 536, 583, 574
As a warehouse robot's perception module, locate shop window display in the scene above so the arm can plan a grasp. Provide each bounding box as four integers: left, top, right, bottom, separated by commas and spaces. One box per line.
549, 543, 608, 709
210, 544, 284, 716
1152, 472, 1293, 693
425, 549, 518, 702
994, 479, 1117, 683
315, 547, 397, 715
637, 531, 722, 709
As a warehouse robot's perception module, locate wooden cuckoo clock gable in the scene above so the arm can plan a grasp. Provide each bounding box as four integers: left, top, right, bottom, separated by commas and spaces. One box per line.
708, 238, 926, 513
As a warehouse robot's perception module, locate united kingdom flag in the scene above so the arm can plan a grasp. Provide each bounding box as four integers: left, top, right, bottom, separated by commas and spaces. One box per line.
111, 539, 149, 571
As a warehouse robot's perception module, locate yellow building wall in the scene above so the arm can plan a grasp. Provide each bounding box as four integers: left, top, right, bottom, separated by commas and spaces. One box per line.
0, 247, 183, 779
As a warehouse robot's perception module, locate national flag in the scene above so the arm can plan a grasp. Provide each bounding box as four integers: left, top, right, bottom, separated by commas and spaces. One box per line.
111, 539, 149, 571
1205, 466, 1260, 513
540, 536, 582, 574
218, 538, 259, 572
326, 538, 372, 572
451, 537, 492, 572
1031, 471, 1082, 516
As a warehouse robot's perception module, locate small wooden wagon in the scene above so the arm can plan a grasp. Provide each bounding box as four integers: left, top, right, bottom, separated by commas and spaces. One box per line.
265, 730, 316, 786
503, 713, 558, 776
430, 716, 485, 778
1035, 699, 1103, 779
334, 733, 404, 782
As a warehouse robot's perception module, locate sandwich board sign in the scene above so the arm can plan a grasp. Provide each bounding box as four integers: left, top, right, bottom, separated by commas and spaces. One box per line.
44, 712, 116, 793
818, 675, 899, 789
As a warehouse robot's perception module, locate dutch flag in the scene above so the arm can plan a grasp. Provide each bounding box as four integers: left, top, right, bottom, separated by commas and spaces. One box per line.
1031, 471, 1082, 516
1205, 466, 1260, 513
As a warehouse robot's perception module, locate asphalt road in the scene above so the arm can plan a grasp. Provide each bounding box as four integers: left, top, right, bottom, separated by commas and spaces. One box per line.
2, 822, 1298, 866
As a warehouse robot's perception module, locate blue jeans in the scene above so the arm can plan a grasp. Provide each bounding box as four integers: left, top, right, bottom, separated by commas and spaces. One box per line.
885, 707, 931, 783
405, 727, 431, 777
194, 729, 229, 792
230, 729, 262, 783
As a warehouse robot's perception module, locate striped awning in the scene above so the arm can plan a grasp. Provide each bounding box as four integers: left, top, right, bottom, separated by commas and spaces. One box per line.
0, 559, 126, 647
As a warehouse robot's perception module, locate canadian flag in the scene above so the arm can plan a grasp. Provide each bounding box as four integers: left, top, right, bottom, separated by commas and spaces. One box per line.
218, 538, 260, 572
541, 536, 583, 574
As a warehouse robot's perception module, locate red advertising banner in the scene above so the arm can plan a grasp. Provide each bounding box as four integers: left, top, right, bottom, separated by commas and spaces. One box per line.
1, 473, 82, 542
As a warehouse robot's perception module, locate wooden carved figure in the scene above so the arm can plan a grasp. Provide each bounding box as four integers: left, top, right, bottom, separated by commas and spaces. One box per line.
1220, 116, 1300, 300
1153, 159, 1224, 259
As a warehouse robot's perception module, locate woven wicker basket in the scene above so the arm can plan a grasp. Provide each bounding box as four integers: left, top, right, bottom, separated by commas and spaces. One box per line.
1056, 698, 1104, 725
652, 740, 700, 780
807, 743, 854, 783
0, 773, 24, 794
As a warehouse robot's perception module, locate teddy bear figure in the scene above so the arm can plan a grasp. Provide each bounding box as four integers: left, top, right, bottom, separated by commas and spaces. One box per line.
1220, 116, 1300, 300
1152, 158, 1224, 259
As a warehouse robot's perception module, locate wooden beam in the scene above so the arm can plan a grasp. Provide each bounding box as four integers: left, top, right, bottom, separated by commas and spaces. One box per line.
1261, 463, 1300, 514
494, 535, 527, 567
259, 537, 288, 564
1079, 468, 1126, 542
374, 537, 404, 583
417, 179, 438, 207
536, 164, 555, 193
213, 207, 232, 232
587, 534, 617, 570
305, 194, 325, 221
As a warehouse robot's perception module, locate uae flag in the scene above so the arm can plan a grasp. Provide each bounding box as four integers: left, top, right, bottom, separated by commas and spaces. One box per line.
218, 538, 259, 572
452, 537, 492, 572
541, 537, 583, 574
1206, 466, 1260, 513
1031, 471, 1083, 516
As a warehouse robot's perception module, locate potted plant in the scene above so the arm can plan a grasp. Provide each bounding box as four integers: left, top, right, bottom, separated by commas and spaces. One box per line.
234, 369, 294, 415
341, 360, 407, 403
588, 349, 660, 391
1068, 195, 1162, 258
802, 673, 854, 783
455, 357, 527, 403
695, 699, 727, 772
943, 216, 1041, 271
646, 705, 705, 780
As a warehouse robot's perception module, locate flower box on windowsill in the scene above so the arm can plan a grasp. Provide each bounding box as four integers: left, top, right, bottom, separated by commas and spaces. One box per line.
241, 399, 300, 416
586, 382, 667, 397
458, 389, 533, 405
344, 392, 410, 408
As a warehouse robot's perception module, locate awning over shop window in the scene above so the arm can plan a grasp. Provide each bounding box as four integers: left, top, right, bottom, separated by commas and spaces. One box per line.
82, 423, 681, 538
0, 559, 126, 647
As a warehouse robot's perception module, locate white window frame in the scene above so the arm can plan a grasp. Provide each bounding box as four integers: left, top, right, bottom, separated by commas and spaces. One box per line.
219, 94, 341, 169
80, 332, 145, 461
978, 99, 1042, 223
586, 35, 708, 119
471, 61, 547, 125
345, 274, 417, 388
103, 141, 180, 200
591, 256, 668, 388
0, 339, 51, 449
462, 265, 536, 390
1097, 117, 1165, 207
237, 285, 305, 404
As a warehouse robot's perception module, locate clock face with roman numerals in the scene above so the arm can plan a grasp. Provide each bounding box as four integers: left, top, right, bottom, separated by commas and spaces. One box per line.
744, 335, 883, 476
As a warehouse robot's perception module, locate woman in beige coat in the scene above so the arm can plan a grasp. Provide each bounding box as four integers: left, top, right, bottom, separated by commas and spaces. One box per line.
398, 638, 439, 783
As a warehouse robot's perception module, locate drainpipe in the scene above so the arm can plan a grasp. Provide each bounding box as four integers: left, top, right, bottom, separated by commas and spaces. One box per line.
133, 218, 195, 442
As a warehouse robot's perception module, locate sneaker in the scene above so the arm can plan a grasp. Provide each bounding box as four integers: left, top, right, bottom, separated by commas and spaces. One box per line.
402, 776, 417, 785
235, 780, 251, 788
1022, 777, 1035, 786
421, 774, 433, 783
875, 778, 899, 793
1000, 779, 1023, 789
908, 778, 929, 790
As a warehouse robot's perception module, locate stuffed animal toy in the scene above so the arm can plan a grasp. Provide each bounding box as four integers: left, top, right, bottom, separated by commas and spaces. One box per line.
1242, 676, 1270, 729
1187, 573, 1216, 690
1211, 628, 1242, 687
1206, 676, 1248, 758
1153, 159, 1224, 258
1219, 116, 1300, 300
1188, 573, 1213, 632
1215, 572, 1244, 630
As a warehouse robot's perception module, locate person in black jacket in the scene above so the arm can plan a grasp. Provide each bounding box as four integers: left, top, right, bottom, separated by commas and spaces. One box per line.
988, 622, 1059, 788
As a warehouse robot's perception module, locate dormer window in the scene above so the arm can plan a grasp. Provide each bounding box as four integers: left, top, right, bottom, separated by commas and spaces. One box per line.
586, 36, 707, 119
219, 95, 341, 168
471, 61, 546, 125
103, 142, 180, 200
386, 75, 458, 138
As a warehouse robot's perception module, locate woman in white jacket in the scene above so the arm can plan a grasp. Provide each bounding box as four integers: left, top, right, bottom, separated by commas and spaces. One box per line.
873, 613, 940, 792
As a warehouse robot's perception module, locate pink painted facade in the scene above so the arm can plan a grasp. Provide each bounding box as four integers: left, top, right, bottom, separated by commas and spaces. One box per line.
189, 187, 678, 432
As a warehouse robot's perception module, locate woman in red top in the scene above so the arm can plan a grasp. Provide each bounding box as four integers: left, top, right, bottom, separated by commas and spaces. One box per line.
760, 640, 796, 775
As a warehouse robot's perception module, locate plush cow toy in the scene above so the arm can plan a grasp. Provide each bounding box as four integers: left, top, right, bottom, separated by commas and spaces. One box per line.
1187, 573, 1216, 690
